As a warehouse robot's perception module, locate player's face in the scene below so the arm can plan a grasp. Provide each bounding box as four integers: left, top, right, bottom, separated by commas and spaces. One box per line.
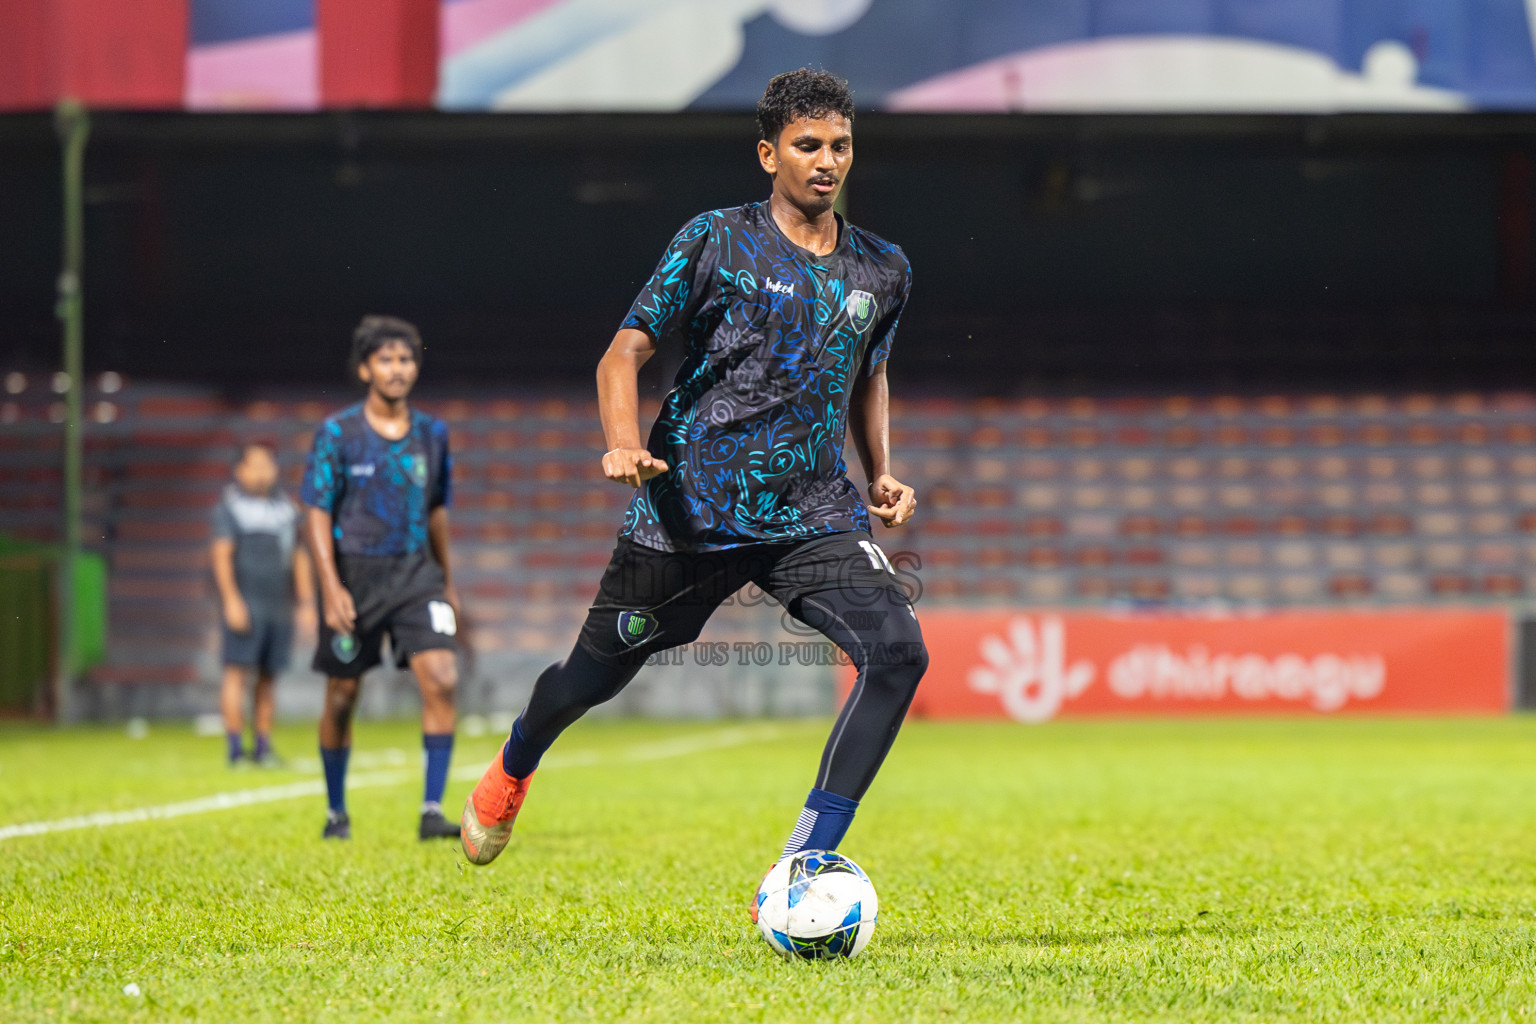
358, 341, 419, 401
759, 114, 852, 215
234, 446, 277, 495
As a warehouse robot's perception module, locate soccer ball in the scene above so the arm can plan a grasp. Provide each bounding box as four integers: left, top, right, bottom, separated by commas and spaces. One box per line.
753, 850, 878, 960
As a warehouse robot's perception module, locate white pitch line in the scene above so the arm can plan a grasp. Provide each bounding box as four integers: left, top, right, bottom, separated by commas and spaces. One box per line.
447, 723, 786, 781
0, 725, 784, 844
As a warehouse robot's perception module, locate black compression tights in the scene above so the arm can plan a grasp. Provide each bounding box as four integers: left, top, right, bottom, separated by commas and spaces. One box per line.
504, 588, 928, 800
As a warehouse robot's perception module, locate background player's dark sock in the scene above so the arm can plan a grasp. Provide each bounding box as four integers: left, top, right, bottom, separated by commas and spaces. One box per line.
254, 733, 271, 759
320, 745, 350, 814
422, 733, 453, 807
501, 643, 640, 778
226, 732, 244, 763
781, 787, 859, 858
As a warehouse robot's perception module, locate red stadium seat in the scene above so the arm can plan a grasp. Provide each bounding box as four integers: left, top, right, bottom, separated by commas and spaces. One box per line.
1328, 574, 1373, 598
1120, 515, 1160, 537
1429, 574, 1473, 595
1321, 515, 1360, 537
1074, 577, 1115, 599
1457, 422, 1490, 445
1023, 515, 1064, 538
1174, 516, 1212, 538
1167, 425, 1205, 447
1024, 545, 1064, 570
1358, 423, 1394, 446
1128, 577, 1170, 601
970, 425, 1006, 448
1484, 574, 1524, 596
973, 577, 1018, 600
1307, 424, 1346, 447
1075, 545, 1115, 568
974, 547, 1010, 569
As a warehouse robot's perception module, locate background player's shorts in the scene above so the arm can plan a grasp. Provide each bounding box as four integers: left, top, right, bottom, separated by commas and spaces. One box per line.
578, 530, 911, 666
222, 607, 294, 676
312, 550, 457, 677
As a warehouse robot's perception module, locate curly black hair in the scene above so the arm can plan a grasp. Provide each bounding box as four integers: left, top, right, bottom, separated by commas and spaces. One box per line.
350, 314, 422, 375
756, 68, 854, 144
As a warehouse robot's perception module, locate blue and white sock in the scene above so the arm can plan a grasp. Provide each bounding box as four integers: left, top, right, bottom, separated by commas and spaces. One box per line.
320, 746, 350, 815
781, 788, 859, 859
422, 733, 454, 809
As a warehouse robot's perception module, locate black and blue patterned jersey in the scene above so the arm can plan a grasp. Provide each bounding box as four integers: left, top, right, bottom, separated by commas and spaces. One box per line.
619, 201, 911, 553
300, 403, 452, 557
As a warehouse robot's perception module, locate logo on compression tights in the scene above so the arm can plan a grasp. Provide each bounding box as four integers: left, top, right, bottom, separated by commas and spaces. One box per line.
616, 610, 659, 648
846, 290, 878, 333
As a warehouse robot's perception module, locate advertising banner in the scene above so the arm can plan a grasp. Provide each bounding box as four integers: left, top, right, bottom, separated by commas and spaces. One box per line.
184, 0, 1536, 112
900, 610, 1508, 722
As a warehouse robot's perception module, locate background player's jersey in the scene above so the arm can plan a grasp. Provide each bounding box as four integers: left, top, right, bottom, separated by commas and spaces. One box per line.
212, 483, 298, 609
620, 201, 911, 552
301, 404, 451, 557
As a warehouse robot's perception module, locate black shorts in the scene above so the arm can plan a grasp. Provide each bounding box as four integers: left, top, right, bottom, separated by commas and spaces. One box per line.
312, 550, 457, 678
222, 606, 293, 676
578, 530, 910, 666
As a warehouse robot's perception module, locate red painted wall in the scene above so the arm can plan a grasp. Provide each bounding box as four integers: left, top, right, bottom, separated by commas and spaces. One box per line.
319, 0, 439, 108
0, 0, 187, 111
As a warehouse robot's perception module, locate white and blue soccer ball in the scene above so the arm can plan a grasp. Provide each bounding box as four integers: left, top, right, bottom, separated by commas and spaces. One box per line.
754, 850, 878, 960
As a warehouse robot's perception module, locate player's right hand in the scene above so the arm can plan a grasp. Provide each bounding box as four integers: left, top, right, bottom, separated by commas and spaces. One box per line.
602, 448, 669, 488
321, 584, 357, 634
223, 596, 251, 634
224, 595, 250, 635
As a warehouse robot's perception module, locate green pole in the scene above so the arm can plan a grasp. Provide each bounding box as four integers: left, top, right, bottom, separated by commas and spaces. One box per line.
54, 99, 89, 719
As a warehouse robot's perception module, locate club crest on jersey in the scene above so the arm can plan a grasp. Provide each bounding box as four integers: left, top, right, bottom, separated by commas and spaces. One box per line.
407, 457, 428, 487
847, 290, 878, 333
331, 632, 359, 663
617, 610, 659, 647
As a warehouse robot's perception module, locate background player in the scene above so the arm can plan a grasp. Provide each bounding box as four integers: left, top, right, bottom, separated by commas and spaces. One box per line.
301, 316, 462, 841
461, 69, 927, 875
210, 441, 314, 767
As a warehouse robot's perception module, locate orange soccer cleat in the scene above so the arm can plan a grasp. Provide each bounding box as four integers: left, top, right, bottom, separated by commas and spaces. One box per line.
460, 757, 535, 866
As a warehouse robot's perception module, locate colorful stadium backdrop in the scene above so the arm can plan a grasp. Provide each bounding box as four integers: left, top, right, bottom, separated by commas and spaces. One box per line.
187, 0, 1536, 112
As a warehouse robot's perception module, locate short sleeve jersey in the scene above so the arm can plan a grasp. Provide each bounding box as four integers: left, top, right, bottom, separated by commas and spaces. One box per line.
300, 403, 452, 557
211, 484, 298, 610
619, 201, 911, 552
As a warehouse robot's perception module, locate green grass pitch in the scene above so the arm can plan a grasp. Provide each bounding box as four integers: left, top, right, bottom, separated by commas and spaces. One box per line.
2, 716, 1536, 1022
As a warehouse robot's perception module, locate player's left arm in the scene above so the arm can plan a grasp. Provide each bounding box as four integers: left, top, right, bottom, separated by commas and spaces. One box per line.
291, 541, 317, 636
427, 423, 459, 613
428, 506, 459, 614
850, 362, 916, 529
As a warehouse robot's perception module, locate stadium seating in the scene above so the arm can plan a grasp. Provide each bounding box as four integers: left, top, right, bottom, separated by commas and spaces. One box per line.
4, 376, 1536, 687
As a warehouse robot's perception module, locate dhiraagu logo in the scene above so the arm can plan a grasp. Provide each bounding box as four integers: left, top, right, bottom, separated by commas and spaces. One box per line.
617, 610, 659, 647
846, 290, 878, 333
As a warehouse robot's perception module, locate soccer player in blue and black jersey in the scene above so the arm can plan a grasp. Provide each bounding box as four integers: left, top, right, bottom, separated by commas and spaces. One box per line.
462, 70, 928, 890
301, 316, 462, 841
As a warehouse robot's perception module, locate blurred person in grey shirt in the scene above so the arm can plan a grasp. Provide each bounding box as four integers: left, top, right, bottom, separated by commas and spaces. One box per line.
211, 442, 315, 766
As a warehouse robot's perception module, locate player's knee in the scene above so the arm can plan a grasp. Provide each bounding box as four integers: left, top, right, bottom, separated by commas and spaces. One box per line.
325, 677, 360, 711
421, 659, 457, 701
876, 638, 926, 692
872, 616, 927, 693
